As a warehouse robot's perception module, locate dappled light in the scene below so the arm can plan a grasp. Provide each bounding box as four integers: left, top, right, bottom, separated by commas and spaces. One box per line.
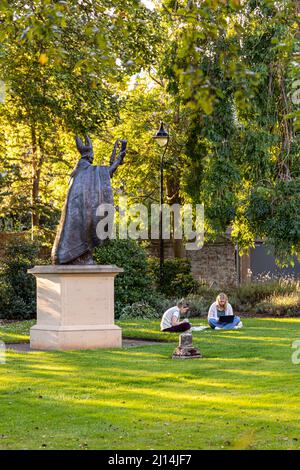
0, 0, 300, 452
1, 318, 300, 449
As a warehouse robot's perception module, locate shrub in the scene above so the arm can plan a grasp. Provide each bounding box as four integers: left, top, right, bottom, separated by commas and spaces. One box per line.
184, 294, 211, 317
197, 284, 220, 302
0, 281, 11, 317
119, 301, 160, 320
0, 237, 40, 319
228, 275, 300, 314
94, 239, 162, 318
148, 257, 199, 297
140, 291, 172, 316
255, 293, 300, 316
234, 281, 291, 305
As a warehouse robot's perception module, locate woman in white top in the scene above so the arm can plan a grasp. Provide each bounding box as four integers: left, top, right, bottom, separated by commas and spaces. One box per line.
208, 293, 243, 330
160, 299, 191, 332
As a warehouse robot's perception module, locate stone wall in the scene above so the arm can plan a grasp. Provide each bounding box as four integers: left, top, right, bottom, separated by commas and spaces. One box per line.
186, 241, 238, 288
146, 238, 238, 288
146, 239, 175, 258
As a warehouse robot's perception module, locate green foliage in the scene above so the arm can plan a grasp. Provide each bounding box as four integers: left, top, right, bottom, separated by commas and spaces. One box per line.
1, 0, 300, 271
172, 276, 300, 317
0, 237, 39, 319
183, 282, 222, 317
255, 293, 300, 316
140, 290, 172, 317
234, 279, 294, 305
93, 239, 159, 318
0, 281, 11, 318
0, 1, 162, 76
246, 179, 300, 264
161, 0, 300, 259
182, 294, 210, 318
228, 275, 300, 315
0, 0, 163, 233
148, 256, 199, 297
119, 301, 160, 320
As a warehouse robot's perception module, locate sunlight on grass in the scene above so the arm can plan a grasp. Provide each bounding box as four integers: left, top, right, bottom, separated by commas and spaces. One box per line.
2, 333, 30, 341
258, 317, 300, 323
0, 318, 300, 449
231, 430, 256, 450
0, 320, 34, 343
219, 368, 287, 378
220, 334, 288, 343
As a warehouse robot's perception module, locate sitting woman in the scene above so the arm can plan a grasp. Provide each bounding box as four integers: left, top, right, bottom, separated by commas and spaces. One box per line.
160, 299, 191, 332
208, 293, 243, 330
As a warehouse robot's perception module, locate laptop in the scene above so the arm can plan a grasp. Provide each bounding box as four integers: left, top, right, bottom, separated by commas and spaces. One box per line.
218, 315, 235, 323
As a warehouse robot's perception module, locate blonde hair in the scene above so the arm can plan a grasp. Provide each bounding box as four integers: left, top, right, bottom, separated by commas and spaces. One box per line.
216, 292, 228, 310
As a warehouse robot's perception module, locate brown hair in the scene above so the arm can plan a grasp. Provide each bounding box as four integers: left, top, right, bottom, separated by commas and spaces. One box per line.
177, 298, 190, 308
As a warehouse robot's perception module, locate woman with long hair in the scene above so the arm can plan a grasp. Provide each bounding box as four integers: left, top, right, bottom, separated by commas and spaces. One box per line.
208, 293, 243, 330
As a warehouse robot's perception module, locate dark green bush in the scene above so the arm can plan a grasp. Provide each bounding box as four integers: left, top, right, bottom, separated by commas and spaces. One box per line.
147, 257, 199, 297
94, 239, 168, 318
0, 237, 40, 319
0, 281, 11, 317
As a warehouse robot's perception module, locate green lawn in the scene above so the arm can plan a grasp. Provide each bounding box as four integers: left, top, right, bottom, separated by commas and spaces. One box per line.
0, 318, 203, 343
0, 318, 300, 450
0, 320, 35, 343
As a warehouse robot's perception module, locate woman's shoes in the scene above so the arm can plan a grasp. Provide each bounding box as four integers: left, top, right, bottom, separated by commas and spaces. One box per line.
190, 326, 210, 331
234, 321, 243, 330
214, 321, 243, 331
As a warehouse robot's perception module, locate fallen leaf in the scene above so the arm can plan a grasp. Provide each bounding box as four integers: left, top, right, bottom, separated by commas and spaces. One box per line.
39, 54, 48, 65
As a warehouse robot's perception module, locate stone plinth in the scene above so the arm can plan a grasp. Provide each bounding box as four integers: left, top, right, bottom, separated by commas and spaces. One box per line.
172, 332, 202, 359
28, 265, 123, 351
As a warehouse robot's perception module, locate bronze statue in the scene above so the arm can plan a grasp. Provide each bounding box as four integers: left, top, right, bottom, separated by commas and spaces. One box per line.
51, 136, 127, 265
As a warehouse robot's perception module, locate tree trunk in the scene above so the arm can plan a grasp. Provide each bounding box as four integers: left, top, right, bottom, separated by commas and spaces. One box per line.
166, 172, 185, 258
31, 124, 39, 233
31, 125, 44, 235
276, 65, 293, 181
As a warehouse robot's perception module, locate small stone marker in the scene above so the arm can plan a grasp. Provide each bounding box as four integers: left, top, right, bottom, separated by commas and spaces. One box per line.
172, 332, 202, 359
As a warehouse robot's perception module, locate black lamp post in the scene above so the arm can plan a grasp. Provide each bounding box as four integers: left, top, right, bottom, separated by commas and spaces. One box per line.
153, 121, 169, 287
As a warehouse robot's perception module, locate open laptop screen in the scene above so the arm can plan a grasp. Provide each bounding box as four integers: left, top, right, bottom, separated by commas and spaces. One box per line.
218, 315, 235, 323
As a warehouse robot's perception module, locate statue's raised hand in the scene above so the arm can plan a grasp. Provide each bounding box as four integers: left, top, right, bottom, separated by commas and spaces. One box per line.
109, 139, 127, 177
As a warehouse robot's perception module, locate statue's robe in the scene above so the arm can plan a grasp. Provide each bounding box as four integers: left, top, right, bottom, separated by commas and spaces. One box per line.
51, 159, 113, 264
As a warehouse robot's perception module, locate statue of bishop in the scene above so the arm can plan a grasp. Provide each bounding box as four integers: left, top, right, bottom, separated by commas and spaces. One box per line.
51, 136, 127, 265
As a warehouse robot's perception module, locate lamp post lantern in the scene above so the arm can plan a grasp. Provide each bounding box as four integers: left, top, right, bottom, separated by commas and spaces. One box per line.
153, 121, 169, 287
